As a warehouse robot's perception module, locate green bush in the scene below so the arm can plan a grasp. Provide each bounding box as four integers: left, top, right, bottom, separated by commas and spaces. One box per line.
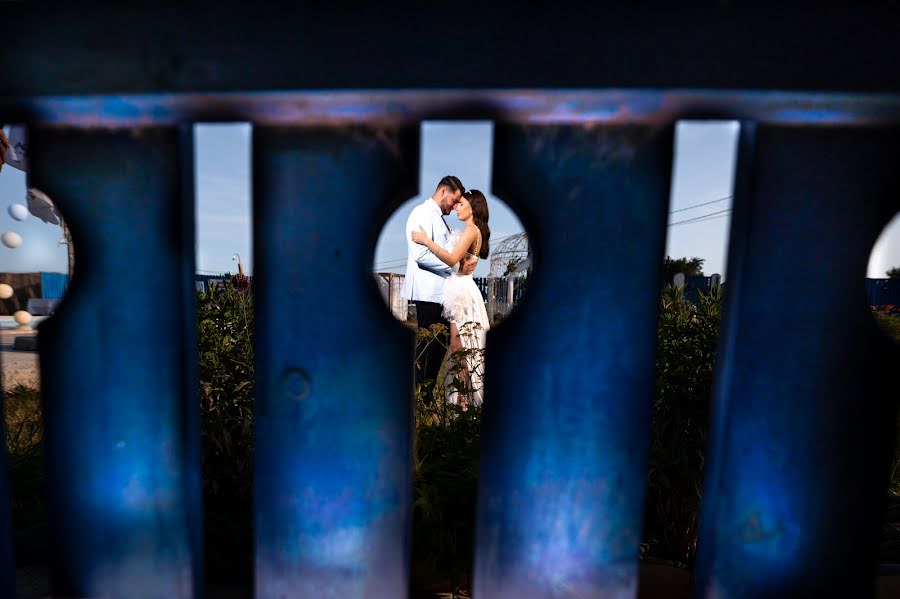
874, 312, 900, 345
644, 284, 722, 566
197, 277, 254, 504
196, 276, 254, 581
4, 384, 42, 456
3, 385, 45, 532
872, 306, 900, 504
409, 324, 483, 593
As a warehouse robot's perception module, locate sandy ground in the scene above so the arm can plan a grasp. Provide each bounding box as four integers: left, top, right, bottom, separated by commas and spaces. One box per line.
1, 329, 40, 390
1, 347, 39, 390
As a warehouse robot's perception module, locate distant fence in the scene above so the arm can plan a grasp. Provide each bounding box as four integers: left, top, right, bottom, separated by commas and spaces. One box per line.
867, 278, 900, 307
677, 275, 899, 308
372, 273, 530, 323
374, 273, 408, 321
0, 272, 68, 315
194, 273, 253, 294
680, 274, 722, 305
475, 275, 529, 322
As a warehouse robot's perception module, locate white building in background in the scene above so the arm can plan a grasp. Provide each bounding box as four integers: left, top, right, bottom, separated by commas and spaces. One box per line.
375, 273, 408, 322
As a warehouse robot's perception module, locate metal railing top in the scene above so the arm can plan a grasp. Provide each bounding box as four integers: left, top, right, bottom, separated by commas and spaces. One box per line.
4, 89, 900, 128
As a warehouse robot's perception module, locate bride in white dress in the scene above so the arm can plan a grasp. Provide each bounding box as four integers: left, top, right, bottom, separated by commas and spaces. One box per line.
411, 190, 491, 409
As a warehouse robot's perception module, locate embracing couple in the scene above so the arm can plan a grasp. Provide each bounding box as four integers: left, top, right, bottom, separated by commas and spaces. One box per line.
403, 176, 491, 410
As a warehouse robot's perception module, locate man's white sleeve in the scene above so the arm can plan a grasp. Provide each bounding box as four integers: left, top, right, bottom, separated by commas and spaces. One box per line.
407, 207, 450, 274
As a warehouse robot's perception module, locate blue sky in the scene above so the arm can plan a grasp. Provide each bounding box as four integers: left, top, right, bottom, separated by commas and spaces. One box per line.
194, 124, 252, 276
1, 122, 898, 280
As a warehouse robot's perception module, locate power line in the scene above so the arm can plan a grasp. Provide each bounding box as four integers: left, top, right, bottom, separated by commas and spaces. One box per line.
669, 210, 732, 226
669, 195, 732, 214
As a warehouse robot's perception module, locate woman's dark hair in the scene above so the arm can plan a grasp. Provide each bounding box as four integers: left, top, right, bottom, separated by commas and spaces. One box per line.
466, 189, 490, 259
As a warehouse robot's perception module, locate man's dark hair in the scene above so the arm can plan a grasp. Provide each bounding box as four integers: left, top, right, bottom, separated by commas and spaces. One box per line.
436, 175, 465, 194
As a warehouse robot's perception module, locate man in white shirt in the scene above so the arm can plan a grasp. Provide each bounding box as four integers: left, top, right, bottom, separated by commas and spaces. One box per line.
404, 175, 472, 403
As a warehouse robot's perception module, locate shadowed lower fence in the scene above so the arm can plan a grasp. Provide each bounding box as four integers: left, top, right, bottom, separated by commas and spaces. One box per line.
2, 4, 900, 598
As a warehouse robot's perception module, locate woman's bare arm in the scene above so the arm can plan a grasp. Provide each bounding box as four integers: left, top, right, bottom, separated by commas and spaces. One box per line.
411, 225, 477, 268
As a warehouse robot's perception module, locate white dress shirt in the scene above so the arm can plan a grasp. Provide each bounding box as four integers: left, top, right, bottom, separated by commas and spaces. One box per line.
402, 197, 452, 302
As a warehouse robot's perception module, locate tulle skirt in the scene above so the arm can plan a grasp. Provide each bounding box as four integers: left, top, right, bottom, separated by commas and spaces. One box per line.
441, 274, 490, 407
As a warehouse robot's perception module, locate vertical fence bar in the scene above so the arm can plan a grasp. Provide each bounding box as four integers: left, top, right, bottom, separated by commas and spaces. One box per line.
474, 123, 674, 597
694, 124, 900, 598
253, 126, 417, 598
30, 126, 201, 598
178, 126, 205, 597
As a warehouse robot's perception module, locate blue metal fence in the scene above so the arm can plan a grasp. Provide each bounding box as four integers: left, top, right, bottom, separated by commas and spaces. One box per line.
3, 5, 900, 599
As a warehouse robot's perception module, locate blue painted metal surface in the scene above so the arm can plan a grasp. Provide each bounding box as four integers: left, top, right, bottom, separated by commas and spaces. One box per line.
473, 124, 673, 597
178, 126, 205, 599
40, 272, 69, 300
30, 127, 202, 598
694, 124, 900, 598
252, 126, 418, 597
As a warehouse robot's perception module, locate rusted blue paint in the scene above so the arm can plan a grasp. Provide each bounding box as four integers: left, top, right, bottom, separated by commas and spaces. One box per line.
29, 127, 202, 598
3, 90, 900, 128
694, 124, 900, 598
473, 124, 674, 597
177, 126, 205, 598
252, 126, 418, 597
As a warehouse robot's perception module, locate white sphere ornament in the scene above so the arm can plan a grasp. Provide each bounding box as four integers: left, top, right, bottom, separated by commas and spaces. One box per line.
1, 232, 22, 248
8, 204, 29, 221
13, 310, 32, 326
0, 284, 13, 299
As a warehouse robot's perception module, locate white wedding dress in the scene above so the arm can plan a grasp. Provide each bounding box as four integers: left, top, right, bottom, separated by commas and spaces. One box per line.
440, 231, 490, 407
